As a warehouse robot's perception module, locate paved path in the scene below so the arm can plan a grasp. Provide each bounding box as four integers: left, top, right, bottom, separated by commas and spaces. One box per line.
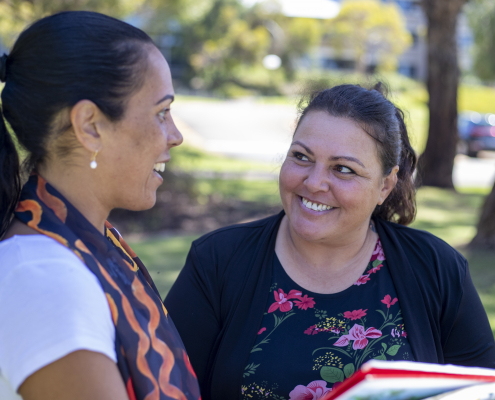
173, 98, 495, 189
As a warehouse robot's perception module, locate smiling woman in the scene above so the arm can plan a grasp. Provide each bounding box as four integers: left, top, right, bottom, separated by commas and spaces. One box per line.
0, 11, 199, 400
164, 83, 495, 400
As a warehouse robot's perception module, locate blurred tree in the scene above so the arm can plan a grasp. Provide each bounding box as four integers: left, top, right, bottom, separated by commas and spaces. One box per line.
470, 185, 495, 250
467, 0, 495, 81
0, 0, 145, 47
465, 1, 495, 250
143, 0, 323, 94
415, 0, 469, 188
323, 0, 411, 73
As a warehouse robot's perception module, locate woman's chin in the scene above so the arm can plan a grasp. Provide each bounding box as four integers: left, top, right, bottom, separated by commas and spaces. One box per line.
289, 220, 333, 243
120, 193, 157, 212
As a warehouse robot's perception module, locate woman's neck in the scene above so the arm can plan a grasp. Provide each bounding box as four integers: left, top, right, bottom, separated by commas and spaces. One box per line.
275, 215, 378, 294
38, 163, 110, 234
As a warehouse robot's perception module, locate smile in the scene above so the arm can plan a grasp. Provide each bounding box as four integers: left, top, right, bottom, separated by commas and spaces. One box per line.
153, 162, 166, 173
301, 197, 333, 212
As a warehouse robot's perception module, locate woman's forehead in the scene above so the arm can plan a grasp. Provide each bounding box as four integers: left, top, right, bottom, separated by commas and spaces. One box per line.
295, 113, 372, 145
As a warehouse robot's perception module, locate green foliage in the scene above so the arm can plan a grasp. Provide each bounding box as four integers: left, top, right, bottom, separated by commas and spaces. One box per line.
0, 0, 145, 47
458, 84, 495, 113
323, 0, 412, 72
143, 0, 324, 95
467, 0, 495, 81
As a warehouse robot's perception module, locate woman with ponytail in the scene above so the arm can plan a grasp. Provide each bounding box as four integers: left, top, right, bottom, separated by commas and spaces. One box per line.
0, 11, 200, 400
164, 84, 495, 400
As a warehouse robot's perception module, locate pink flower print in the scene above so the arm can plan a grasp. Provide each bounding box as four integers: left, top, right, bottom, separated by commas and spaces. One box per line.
294, 294, 315, 310
289, 380, 332, 400
334, 324, 382, 350
372, 240, 386, 261
402, 331, 407, 338
369, 264, 383, 274
258, 327, 266, 335
268, 289, 302, 313
354, 274, 370, 286
381, 294, 398, 308
343, 309, 368, 320
304, 325, 316, 335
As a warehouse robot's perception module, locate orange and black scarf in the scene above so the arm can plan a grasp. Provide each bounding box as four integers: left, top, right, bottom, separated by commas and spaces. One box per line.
14, 174, 201, 400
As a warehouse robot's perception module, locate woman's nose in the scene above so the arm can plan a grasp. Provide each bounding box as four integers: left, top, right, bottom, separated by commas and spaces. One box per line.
304, 165, 330, 193
168, 116, 183, 148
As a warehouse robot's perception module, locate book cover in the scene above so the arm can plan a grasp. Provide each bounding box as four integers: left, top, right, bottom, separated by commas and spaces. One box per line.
321, 360, 495, 400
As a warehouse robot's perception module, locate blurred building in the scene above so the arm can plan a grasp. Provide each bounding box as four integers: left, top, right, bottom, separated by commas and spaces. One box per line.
287, 0, 473, 81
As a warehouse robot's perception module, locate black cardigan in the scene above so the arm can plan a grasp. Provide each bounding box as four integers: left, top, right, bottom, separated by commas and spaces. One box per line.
164, 211, 495, 400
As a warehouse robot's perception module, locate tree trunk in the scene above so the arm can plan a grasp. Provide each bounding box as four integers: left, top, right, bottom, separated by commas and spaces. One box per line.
416, 0, 468, 188
470, 182, 495, 250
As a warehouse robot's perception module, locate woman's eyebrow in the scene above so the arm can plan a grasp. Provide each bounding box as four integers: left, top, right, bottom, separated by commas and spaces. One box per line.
155, 94, 174, 105
291, 141, 314, 155
330, 156, 365, 168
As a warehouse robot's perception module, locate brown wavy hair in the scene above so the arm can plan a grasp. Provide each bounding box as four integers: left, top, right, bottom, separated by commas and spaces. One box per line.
296, 83, 417, 225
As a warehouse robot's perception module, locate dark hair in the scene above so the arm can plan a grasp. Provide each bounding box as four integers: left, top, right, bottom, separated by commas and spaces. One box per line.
0, 11, 155, 237
296, 83, 417, 225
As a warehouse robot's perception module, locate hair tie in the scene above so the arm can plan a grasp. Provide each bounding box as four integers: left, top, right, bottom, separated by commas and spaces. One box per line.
0, 54, 8, 83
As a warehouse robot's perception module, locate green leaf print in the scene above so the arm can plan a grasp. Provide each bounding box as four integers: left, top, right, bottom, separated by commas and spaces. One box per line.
320, 366, 344, 383
376, 309, 387, 320
386, 345, 401, 356
374, 354, 387, 360
250, 312, 295, 353
243, 363, 260, 378
372, 259, 382, 268
382, 343, 387, 351
343, 363, 355, 378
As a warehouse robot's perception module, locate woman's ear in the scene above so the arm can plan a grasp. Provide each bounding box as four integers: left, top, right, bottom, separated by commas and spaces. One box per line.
377, 165, 399, 205
70, 100, 103, 153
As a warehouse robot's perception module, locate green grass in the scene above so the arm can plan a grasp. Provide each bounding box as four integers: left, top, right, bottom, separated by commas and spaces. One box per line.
169, 145, 279, 174
130, 234, 200, 298
129, 186, 495, 335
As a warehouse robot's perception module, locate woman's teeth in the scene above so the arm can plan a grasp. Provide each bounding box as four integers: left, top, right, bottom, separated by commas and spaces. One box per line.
154, 163, 166, 173
302, 197, 332, 211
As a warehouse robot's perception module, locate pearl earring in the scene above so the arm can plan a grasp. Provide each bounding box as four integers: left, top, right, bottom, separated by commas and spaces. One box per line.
90, 151, 98, 169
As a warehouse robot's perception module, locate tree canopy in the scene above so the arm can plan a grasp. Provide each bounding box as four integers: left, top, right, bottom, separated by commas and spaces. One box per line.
468, 0, 495, 81
323, 0, 412, 73
142, 0, 324, 94
0, 0, 145, 47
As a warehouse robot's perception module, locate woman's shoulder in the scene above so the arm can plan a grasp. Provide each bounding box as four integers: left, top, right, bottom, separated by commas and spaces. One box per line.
0, 234, 106, 303
0, 234, 79, 264
0, 234, 116, 392
0, 234, 86, 276
375, 218, 468, 277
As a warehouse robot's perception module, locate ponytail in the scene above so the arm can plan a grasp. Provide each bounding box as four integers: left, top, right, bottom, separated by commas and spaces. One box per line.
374, 107, 417, 225
0, 108, 21, 238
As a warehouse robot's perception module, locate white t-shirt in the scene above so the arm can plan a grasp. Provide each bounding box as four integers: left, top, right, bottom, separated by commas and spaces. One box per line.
0, 235, 116, 399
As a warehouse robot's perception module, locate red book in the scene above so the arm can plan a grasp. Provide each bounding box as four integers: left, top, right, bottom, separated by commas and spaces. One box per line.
321, 360, 495, 400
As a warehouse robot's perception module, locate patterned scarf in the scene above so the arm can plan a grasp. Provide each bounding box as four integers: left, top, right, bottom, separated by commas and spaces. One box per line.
14, 174, 201, 400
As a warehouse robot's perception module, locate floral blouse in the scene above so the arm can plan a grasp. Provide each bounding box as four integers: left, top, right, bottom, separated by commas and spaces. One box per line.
241, 239, 413, 400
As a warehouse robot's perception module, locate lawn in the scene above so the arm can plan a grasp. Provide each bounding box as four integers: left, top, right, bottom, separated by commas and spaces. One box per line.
128, 185, 495, 335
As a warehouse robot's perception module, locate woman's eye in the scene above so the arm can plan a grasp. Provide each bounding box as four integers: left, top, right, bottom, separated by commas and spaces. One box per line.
293, 151, 309, 162
158, 109, 169, 121
336, 165, 354, 174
